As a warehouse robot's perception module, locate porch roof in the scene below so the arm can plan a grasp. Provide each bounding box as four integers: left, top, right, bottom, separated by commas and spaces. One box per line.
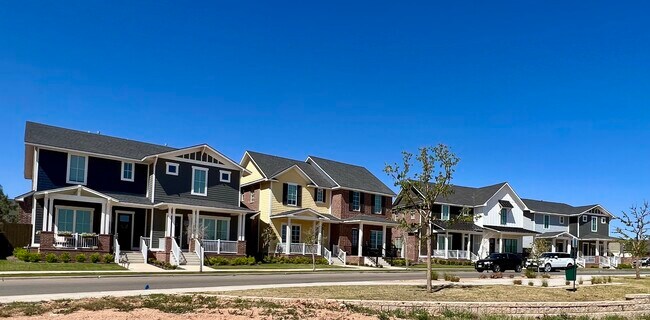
536, 231, 577, 239
483, 225, 540, 235
154, 197, 255, 214
104, 192, 152, 206
579, 234, 618, 241
342, 215, 399, 226
271, 208, 340, 221
433, 221, 484, 233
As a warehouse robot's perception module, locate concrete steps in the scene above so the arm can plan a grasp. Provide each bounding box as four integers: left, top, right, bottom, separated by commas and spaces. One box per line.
121, 251, 145, 264
183, 252, 202, 266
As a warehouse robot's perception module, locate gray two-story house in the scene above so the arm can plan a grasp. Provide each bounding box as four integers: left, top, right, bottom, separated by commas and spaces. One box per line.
15, 122, 253, 266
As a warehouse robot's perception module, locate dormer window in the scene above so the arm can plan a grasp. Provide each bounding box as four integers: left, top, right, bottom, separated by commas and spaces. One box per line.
66, 154, 88, 185
441, 205, 450, 221
121, 162, 134, 182
191, 166, 208, 196
500, 208, 507, 225
219, 170, 231, 183
166, 163, 179, 176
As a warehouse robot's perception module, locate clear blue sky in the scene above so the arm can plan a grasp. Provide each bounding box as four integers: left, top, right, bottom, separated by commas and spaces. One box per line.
1, 2, 649, 231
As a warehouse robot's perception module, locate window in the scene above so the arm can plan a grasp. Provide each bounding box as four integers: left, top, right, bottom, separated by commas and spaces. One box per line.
410, 211, 415, 220
66, 154, 87, 184
370, 230, 383, 249
281, 224, 301, 243
250, 191, 255, 203
582, 215, 588, 222
543, 215, 550, 229
503, 239, 518, 253
166, 162, 179, 176
56, 207, 93, 234
191, 167, 208, 196
286, 184, 298, 206
601, 217, 607, 224
441, 205, 450, 221
351, 228, 359, 247
437, 235, 452, 250
316, 189, 324, 203
373, 195, 382, 214
219, 170, 231, 183
199, 217, 229, 240
352, 191, 361, 211
121, 162, 134, 182
500, 208, 507, 225
591, 216, 598, 232
559, 216, 565, 225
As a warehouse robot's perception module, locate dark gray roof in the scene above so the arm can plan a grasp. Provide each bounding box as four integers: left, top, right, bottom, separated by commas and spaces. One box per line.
433, 221, 484, 232
25, 121, 176, 160
522, 198, 598, 216
343, 215, 399, 225
246, 151, 336, 188
155, 197, 252, 212
397, 182, 507, 207
578, 234, 618, 241
104, 192, 152, 206
483, 225, 540, 235
537, 231, 576, 239
271, 208, 340, 221
498, 200, 513, 208
308, 156, 396, 196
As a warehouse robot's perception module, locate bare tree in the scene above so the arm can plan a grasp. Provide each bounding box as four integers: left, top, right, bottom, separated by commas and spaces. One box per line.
260, 224, 277, 256
303, 224, 320, 271
616, 202, 650, 279
529, 238, 550, 274
385, 144, 461, 293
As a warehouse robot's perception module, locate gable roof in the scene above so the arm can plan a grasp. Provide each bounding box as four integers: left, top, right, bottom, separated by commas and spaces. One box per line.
307, 156, 396, 196
522, 198, 607, 216
25, 121, 175, 160
244, 151, 336, 188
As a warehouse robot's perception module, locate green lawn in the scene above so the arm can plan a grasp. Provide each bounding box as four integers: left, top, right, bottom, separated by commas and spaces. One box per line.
208, 263, 346, 269
0, 260, 126, 271
409, 263, 474, 269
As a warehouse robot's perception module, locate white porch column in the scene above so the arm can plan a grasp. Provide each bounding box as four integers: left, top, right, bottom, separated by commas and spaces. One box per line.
100, 201, 106, 235
444, 232, 449, 259
165, 208, 172, 237
317, 221, 323, 248
467, 233, 472, 260
237, 214, 243, 241
241, 213, 246, 241
42, 195, 49, 232
48, 197, 54, 232
603, 240, 608, 256
106, 202, 113, 234
498, 235, 503, 253
357, 223, 364, 257
567, 240, 572, 254
196, 210, 201, 238
551, 239, 556, 253
285, 218, 291, 254
595, 240, 600, 256
381, 225, 387, 257
149, 209, 154, 247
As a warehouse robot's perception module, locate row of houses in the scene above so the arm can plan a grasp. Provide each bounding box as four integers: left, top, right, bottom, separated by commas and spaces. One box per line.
14, 122, 616, 267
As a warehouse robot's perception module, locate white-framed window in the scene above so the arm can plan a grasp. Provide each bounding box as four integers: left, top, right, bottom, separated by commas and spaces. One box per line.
582, 215, 588, 222
437, 235, 452, 250
287, 183, 298, 206
370, 230, 383, 249
219, 170, 231, 183
56, 207, 93, 234
373, 195, 382, 214
591, 216, 598, 232
559, 216, 565, 225
410, 211, 415, 220
121, 162, 134, 182
441, 205, 450, 221
250, 191, 255, 203
500, 208, 508, 225
601, 217, 607, 224
66, 154, 88, 185
281, 224, 301, 243
352, 191, 361, 211
166, 162, 179, 176
316, 189, 324, 203
543, 215, 550, 229
241, 193, 245, 202
191, 166, 209, 196
198, 217, 230, 240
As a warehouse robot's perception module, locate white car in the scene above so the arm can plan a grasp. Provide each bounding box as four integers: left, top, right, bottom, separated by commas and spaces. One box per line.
526, 252, 574, 272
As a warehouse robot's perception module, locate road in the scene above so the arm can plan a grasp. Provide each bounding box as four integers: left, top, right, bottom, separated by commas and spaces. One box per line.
0, 269, 645, 297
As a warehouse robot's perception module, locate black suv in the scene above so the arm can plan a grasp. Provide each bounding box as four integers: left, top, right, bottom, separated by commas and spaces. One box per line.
475, 253, 523, 273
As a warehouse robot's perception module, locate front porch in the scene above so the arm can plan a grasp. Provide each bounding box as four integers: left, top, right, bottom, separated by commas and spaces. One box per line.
576, 236, 619, 268
418, 222, 484, 262
270, 208, 336, 263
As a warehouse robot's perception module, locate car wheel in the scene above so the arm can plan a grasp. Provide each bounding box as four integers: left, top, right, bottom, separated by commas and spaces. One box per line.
476, 269, 484, 273
544, 263, 552, 273
492, 264, 501, 273
515, 265, 522, 273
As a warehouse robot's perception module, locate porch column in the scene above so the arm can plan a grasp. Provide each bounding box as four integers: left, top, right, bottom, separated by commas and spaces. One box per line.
603, 240, 608, 256
444, 232, 449, 259
317, 221, 323, 248
285, 218, 291, 254
149, 209, 154, 247
196, 210, 201, 238
48, 196, 54, 232
42, 195, 50, 232
498, 235, 503, 253
357, 223, 364, 257
106, 202, 113, 234
381, 225, 387, 257
165, 208, 172, 237
551, 238, 556, 253
567, 240, 572, 254
467, 233, 472, 260
100, 201, 106, 235
595, 240, 600, 256
237, 214, 243, 241
241, 213, 246, 241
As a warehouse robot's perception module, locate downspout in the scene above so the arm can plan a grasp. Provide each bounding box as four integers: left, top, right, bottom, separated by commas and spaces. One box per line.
151, 156, 158, 203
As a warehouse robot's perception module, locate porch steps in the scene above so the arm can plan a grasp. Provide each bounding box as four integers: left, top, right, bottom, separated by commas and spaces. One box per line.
331, 256, 346, 266
121, 251, 145, 264
183, 252, 202, 266
376, 257, 391, 268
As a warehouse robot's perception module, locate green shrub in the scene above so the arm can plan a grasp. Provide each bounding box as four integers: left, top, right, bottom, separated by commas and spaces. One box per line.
541, 273, 551, 279
607, 276, 612, 283
12, 248, 30, 261
59, 252, 71, 263
76, 253, 87, 263
528, 281, 534, 286
443, 273, 460, 282
431, 271, 439, 281
541, 279, 548, 287
513, 279, 522, 285
148, 258, 177, 270
89, 253, 101, 263
617, 263, 633, 269
207, 256, 230, 266
565, 281, 570, 286
103, 254, 114, 263
28, 252, 41, 263
591, 276, 604, 284
391, 258, 406, 266
45, 253, 58, 263
524, 268, 537, 279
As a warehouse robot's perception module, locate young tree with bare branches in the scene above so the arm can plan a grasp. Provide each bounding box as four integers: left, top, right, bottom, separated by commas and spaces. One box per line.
385, 144, 461, 293
616, 202, 650, 279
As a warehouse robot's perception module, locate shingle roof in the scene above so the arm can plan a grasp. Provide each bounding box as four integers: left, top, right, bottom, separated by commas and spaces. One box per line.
271, 208, 341, 221
398, 182, 507, 207
25, 121, 175, 160
433, 221, 484, 232
103, 192, 152, 206
246, 151, 337, 188
483, 225, 540, 235
156, 197, 252, 212
522, 198, 598, 216
537, 231, 576, 239
343, 215, 399, 225
308, 156, 396, 196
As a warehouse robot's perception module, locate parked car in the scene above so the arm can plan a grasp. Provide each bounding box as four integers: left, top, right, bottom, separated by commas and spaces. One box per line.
632, 257, 650, 267
525, 252, 574, 272
475, 253, 523, 273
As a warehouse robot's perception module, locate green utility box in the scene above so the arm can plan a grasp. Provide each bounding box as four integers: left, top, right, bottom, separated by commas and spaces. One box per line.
565, 265, 577, 281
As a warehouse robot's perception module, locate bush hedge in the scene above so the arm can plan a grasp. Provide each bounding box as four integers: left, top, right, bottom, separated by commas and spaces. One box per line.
262, 255, 329, 265
148, 258, 177, 270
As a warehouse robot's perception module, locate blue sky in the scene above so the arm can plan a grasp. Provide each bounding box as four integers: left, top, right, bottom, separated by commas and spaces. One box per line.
1, 2, 649, 230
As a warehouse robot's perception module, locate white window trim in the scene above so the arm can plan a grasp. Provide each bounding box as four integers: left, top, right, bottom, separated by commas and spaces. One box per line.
54, 206, 95, 234
591, 216, 598, 232
121, 161, 135, 182
601, 217, 606, 224
373, 195, 382, 214
352, 191, 361, 212
559, 216, 565, 225
316, 189, 324, 203
441, 205, 450, 221
191, 166, 209, 196
281, 223, 301, 243
500, 208, 508, 225
219, 170, 231, 183
286, 183, 298, 207
250, 190, 255, 204
370, 230, 383, 249
543, 214, 550, 229
166, 162, 179, 176
198, 216, 231, 240
66, 153, 88, 185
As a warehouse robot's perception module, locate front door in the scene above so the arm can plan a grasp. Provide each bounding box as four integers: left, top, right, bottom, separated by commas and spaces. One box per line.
174, 215, 183, 249
117, 212, 133, 251
351, 228, 359, 255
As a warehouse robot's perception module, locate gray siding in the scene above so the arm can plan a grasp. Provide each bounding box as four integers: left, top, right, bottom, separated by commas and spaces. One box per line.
34, 198, 43, 244
523, 212, 535, 231
151, 209, 166, 248
154, 159, 240, 206
534, 213, 568, 233
569, 216, 578, 236
578, 214, 610, 237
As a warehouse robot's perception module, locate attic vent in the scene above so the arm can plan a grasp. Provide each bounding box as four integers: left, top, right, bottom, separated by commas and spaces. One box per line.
177, 151, 224, 165
587, 208, 603, 215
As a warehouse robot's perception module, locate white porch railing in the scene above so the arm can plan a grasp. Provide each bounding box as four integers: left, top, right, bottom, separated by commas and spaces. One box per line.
140, 237, 150, 262
275, 243, 321, 255
321, 246, 332, 264
114, 237, 120, 263
54, 233, 100, 249
333, 245, 346, 264
429, 250, 477, 261
203, 239, 238, 254
170, 238, 185, 266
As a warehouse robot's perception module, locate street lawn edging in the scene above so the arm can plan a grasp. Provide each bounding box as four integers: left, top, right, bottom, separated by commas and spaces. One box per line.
0, 260, 125, 271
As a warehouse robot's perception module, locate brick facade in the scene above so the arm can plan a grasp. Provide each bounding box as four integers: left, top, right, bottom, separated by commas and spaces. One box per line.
37, 232, 113, 260
241, 184, 260, 211
17, 197, 32, 224
331, 190, 393, 220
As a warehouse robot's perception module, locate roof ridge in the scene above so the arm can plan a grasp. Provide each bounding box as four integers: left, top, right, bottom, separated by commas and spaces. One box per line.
308, 155, 367, 169
247, 150, 305, 164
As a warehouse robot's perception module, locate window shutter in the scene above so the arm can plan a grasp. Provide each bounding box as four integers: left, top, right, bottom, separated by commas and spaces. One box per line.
282, 183, 288, 205
297, 185, 302, 207
349, 190, 354, 211
360, 192, 365, 212
323, 189, 327, 203
371, 194, 376, 213
313, 188, 318, 202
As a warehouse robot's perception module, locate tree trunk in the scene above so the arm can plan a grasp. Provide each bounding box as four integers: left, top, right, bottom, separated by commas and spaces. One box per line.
405, 239, 410, 270
312, 253, 316, 272
635, 257, 641, 280
426, 222, 432, 293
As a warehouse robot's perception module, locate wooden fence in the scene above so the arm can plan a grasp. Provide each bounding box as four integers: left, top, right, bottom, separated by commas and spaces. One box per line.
0, 222, 32, 258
